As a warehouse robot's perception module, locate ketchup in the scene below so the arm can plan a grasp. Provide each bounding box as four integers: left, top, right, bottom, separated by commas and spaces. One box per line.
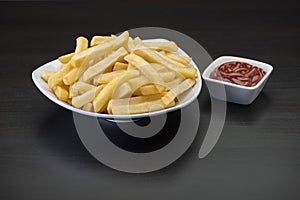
210, 61, 266, 87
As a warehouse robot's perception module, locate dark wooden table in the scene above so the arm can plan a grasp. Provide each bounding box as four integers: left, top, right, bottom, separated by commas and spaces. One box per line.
0, 1, 299, 200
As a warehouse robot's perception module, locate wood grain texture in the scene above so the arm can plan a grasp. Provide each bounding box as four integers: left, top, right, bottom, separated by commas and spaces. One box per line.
0, 1, 299, 200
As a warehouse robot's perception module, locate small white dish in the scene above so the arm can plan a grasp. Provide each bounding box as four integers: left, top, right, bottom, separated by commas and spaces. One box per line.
202, 56, 273, 105
32, 39, 202, 120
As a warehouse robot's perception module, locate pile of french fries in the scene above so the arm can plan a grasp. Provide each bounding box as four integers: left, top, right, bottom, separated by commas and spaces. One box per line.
41, 31, 198, 115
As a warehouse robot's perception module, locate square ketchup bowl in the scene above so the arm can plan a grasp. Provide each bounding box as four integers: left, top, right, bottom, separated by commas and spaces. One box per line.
202, 56, 273, 105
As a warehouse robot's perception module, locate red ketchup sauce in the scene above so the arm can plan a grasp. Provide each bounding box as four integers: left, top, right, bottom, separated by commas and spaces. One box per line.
210, 61, 266, 87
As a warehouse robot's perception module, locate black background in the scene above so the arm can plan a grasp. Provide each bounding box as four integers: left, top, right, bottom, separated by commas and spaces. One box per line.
0, 1, 299, 200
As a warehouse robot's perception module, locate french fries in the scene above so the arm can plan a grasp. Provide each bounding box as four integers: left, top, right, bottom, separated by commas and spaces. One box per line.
124, 53, 165, 92
111, 98, 175, 115
164, 52, 192, 65
69, 81, 95, 98
113, 62, 128, 71
72, 85, 104, 108
41, 70, 55, 82
63, 68, 79, 85
40, 31, 198, 115
93, 70, 125, 85
54, 86, 69, 102
82, 47, 128, 82
134, 48, 198, 79
138, 84, 160, 95
162, 79, 196, 105
82, 102, 93, 112
113, 82, 132, 98
93, 70, 139, 112
109, 94, 174, 115
48, 63, 73, 89
90, 36, 113, 47
74, 36, 89, 53
58, 52, 74, 64
143, 41, 178, 52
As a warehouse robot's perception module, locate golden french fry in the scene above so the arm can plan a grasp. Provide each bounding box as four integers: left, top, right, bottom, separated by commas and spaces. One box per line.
75, 36, 89, 53
112, 99, 163, 114
57, 81, 69, 91
111, 98, 175, 115
107, 100, 113, 114
93, 70, 139, 112
58, 52, 74, 64
127, 63, 136, 70
73, 44, 114, 84
48, 63, 73, 89
134, 48, 197, 79
166, 52, 192, 65
160, 71, 176, 82
156, 51, 188, 68
128, 76, 149, 89
70, 31, 129, 69
67, 98, 72, 105
164, 77, 184, 89
54, 85, 69, 102
111, 94, 161, 105
127, 76, 151, 97
113, 82, 132, 98
71, 42, 113, 68
143, 41, 178, 52
132, 89, 143, 96
82, 102, 93, 112
58, 36, 88, 64
104, 65, 113, 73
126, 37, 135, 52
110, 31, 130, 50
113, 62, 128, 71
139, 84, 161, 95
150, 63, 169, 72
72, 85, 104, 108
63, 68, 79, 85
133, 37, 143, 46
90, 36, 112, 47
162, 79, 195, 105
93, 70, 125, 85
69, 82, 95, 98
124, 53, 165, 91
41, 70, 55, 82
82, 47, 128, 82
51, 37, 88, 88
